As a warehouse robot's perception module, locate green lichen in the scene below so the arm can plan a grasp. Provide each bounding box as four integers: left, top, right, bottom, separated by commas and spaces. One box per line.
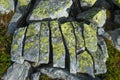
18, 0, 30, 7
0, 0, 10, 9
81, 0, 97, 6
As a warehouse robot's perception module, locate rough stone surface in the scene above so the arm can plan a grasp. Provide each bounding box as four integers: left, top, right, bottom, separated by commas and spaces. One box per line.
61, 22, 77, 73
31, 72, 41, 80
77, 51, 94, 77
0, 0, 14, 14
84, 23, 97, 52
51, 20, 65, 68
24, 23, 40, 62
28, 0, 73, 20
11, 27, 27, 64
2, 61, 31, 80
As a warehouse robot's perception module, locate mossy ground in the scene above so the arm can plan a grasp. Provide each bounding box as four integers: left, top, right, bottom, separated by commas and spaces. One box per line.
0, 12, 14, 78
98, 38, 120, 80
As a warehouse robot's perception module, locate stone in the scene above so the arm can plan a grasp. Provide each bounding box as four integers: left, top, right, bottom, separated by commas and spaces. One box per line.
98, 27, 105, 35
24, 23, 40, 62
28, 0, 73, 21
77, 51, 94, 78
111, 28, 120, 51
51, 20, 65, 68
11, 27, 27, 64
0, 0, 14, 14
77, 8, 106, 27
31, 72, 41, 80
61, 22, 77, 73
39, 21, 50, 64
72, 22, 85, 54
2, 61, 31, 80
80, 0, 97, 9
83, 23, 97, 52
114, 15, 120, 25
112, 0, 120, 8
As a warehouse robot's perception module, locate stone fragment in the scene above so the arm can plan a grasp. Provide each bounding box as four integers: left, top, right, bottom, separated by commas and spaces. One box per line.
61, 22, 77, 73
2, 61, 31, 80
77, 8, 106, 27
39, 21, 50, 64
11, 27, 27, 64
112, 0, 120, 8
51, 20, 65, 68
0, 0, 14, 14
84, 24, 97, 52
72, 22, 85, 54
114, 14, 120, 25
98, 27, 105, 35
80, 0, 97, 9
24, 23, 40, 62
31, 72, 41, 80
28, 0, 72, 21
77, 51, 94, 77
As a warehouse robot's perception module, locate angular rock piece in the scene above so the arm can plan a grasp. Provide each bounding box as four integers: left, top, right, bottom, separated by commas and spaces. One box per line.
80, 0, 97, 8
72, 22, 85, 54
51, 20, 65, 68
77, 8, 106, 27
39, 21, 50, 64
11, 27, 27, 64
2, 61, 31, 80
0, 0, 14, 14
28, 0, 73, 21
24, 23, 40, 62
84, 24, 97, 52
31, 72, 41, 80
61, 22, 77, 73
77, 51, 94, 77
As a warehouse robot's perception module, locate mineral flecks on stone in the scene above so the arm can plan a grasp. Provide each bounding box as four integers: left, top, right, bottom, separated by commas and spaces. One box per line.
0, 0, 14, 14
51, 20, 65, 68
11, 27, 27, 64
24, 23, 40, 62
28, 0, 73, 21
2, 61, 31, 80
77, 8, 106, 27
61, 22, 77, 73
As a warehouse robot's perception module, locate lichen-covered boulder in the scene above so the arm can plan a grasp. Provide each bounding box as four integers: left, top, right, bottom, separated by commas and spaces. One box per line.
0, 0, 14, 14
77, 8, 106, 27
80, 0, 97, 9
83, 23, 97, 52
27, 0, 72, 21
2, 61, 31, 80
112, 0, 120, 8
11, 27, 27, 64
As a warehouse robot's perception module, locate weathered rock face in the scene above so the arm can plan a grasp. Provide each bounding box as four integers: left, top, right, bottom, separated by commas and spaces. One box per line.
1, 0, 113, 80
0, 0, 14, 14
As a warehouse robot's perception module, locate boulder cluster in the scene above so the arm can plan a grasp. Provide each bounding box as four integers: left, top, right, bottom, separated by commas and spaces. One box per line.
0, 0, 120, 80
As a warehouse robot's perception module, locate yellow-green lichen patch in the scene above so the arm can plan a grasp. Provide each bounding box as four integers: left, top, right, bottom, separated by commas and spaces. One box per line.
112, 0, 120, 7
81, 0, 97, 6
93, 9, 106, 27
51, 20, 65, 68
11, 27, 26, 64
72, 22, 84, 51
29, 0, 72, 20
84, 23, 97, 52
77, 51, 94, 77
39, 21, 49, 64
0, 0, 10, 9
18, 0, 31, 7
24, 23, 40, 62
61, 22, 77, 73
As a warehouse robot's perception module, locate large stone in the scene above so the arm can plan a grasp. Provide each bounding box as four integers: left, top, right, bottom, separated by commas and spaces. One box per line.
2, 61, 31, 80
0, 0, 14, 14
39, 21, 50, 64
77, 8, 106, 27
80, 0, 97, 9
83, 23, 97, 52
61, 22, 77, 73
112, 0, 120, 8
11, 27, 27, 64
28, 0, 72, 21
24, 23, 40, 62
77, 51, 94, 77
51, 20, 65, 68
